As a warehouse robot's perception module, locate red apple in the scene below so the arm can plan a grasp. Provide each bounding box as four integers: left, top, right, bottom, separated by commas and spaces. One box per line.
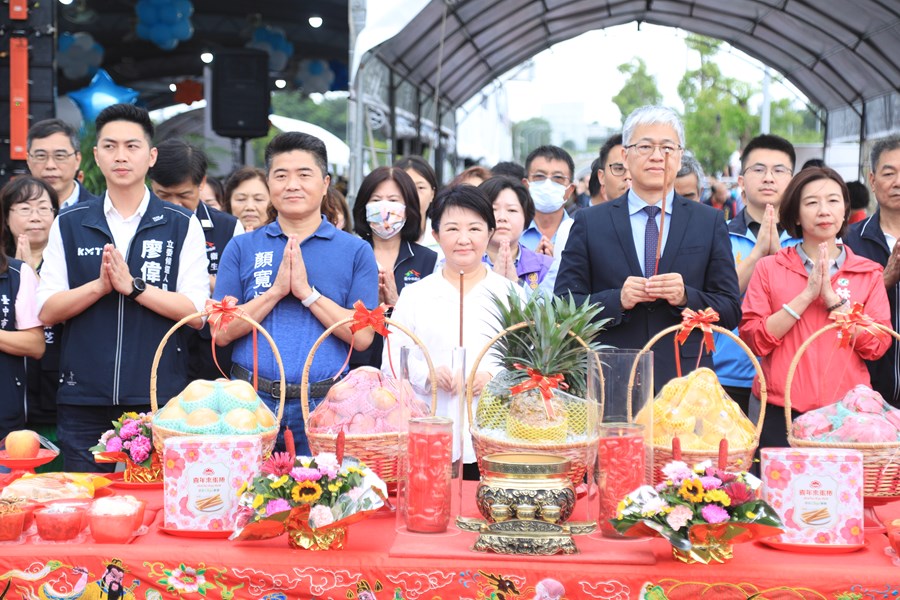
5, 430, 41, 459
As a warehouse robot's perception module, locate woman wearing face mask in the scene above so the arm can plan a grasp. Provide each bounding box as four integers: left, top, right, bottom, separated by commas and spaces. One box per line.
480, 176, 557, 296
350, 167, 437, 368
394, 156, 440, 253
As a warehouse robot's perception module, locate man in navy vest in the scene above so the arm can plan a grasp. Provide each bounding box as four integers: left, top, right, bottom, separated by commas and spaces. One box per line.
37, 104, 210, 472
149, 139, 243, 380
27, 118, 100, 208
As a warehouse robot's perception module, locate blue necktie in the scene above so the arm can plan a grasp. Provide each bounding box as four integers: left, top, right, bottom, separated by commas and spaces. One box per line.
643, 205, 661, 277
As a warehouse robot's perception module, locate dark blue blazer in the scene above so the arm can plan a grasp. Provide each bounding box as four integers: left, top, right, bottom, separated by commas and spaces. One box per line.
77, 182, 101, 204
554, 192, 741, 392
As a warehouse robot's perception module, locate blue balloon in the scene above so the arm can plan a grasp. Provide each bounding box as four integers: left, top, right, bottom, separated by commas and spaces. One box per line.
309, 60, 324, 76
136, 22, 152, 40
173, 0, 194, 18
172, 19, 193, 42
149, 23, 178, 49
59, 32, 75, 53
159, 8, 179, 26
68, 69, 139, 123
135, 0, 159, 24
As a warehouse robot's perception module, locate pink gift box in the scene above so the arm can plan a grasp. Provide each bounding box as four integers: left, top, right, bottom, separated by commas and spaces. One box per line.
163, 435, 263, 532
761, 448, 864, 546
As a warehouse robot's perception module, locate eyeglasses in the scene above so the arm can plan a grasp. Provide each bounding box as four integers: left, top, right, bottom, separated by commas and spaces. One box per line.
743, 163, 793, 178
10, 204, 55, 217
529, 173, 571, 185
606, 162, 627, 176
625, 144, 683, 157
28, 150, 77, 163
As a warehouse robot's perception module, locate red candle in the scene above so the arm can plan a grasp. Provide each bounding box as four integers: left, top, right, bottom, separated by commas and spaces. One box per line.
597, 423, 645, 536
405, 417, 453, 533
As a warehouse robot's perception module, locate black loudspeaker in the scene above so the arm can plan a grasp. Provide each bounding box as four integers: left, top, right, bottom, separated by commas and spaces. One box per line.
211, 49, 271, 139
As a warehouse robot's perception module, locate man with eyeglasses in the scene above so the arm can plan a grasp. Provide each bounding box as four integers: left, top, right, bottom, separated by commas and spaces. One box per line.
846, 135, 900, 407
555, 105, 740, 389
711, 134, 799, 414
26, 119, 99, 209
674, 150, 706, 202
595, 133, 632, 204
520, 145, 576, 258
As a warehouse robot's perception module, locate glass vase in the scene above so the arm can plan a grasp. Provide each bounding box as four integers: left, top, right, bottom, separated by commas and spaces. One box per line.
401, 416, 453, 533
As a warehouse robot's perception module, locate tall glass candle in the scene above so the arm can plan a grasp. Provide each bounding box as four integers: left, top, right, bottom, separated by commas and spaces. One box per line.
597, 422, 645, 536
405, 417, 453, 533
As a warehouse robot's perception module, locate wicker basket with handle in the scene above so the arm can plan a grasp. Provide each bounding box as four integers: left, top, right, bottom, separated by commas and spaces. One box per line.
785, 320, 900, 499
300, 316, 438, 485
150, 309, 286, 457
466, 321, 598, 487
634, 323, 767, 483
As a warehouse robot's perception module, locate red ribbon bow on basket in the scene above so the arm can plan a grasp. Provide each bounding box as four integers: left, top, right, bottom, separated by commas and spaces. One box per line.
333, 300, 395, 379
830, 302, 888, 348
205, 296, 258, 386
673, 307, 719, 377
509, 364, 568, 420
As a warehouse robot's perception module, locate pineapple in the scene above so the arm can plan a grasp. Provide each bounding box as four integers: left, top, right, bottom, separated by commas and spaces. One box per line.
476, 289, 609, 443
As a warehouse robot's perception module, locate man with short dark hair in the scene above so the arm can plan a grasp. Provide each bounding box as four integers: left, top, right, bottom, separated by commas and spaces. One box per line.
555, 105, 740, 389
36, 104, 210, 472
26, 118, 99, 208
846, 134, 900, 406
491, 160, 525, 180
213, 132, 378, 453
674, 150, 705, 202
521, 145, 576, 258
595, 133, 632, 204
149, 139, 243, 379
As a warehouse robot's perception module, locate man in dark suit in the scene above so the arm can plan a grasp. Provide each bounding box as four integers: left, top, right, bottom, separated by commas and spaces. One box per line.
555, 105, 740, 390
26, 118, 100, 208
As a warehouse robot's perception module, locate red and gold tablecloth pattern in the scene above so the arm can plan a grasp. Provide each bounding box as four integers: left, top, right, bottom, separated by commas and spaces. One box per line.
1, 484, 899, 600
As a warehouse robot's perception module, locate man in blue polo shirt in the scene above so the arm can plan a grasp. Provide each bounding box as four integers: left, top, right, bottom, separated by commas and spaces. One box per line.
213, 132, 378, 454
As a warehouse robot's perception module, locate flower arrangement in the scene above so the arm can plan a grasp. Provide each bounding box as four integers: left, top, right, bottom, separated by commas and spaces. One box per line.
610, 460, 783, 563
90, 411, 155, 468
231, 450, 386, 550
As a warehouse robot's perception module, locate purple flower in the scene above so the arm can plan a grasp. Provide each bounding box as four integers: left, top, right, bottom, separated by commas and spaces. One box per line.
119, 420, 140, 440
129, 434, 152, 464
265, 498, 291, 516
290, 467, 323, 482
701, 504, 730, 524
105, 436, 124, 453
700, 476, 722, 490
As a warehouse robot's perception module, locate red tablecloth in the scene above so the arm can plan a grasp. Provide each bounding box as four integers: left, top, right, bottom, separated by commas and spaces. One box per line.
1, 483, 899, 599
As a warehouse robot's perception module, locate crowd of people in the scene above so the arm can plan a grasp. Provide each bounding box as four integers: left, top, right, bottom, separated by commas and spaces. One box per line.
3, 101, 900, 472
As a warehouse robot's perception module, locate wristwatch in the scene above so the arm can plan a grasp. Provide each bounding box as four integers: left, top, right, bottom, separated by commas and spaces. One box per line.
128, 277, 147, 300
301, 286, 321, 307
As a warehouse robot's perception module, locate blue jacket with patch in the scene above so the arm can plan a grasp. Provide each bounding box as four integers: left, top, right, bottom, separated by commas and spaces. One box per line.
0, 258, 26, 438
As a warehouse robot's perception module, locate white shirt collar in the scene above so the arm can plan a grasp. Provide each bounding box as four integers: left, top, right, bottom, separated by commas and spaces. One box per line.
627, 189, 675, 216
59, 181, 81, 209
104, 187, 151, 222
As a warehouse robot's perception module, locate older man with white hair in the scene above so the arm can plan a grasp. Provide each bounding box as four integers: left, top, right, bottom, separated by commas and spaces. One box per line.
555, 105, 740, 389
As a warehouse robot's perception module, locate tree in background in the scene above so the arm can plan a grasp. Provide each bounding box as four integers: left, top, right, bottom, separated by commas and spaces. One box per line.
271, 92, 348, 140
612, 58, 663, 123
512, 117, 552, 163
678, 35, 758, 177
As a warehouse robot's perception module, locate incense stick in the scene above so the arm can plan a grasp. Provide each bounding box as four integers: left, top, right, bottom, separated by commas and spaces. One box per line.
459, 270, 464, 347
654, 152, 670, 275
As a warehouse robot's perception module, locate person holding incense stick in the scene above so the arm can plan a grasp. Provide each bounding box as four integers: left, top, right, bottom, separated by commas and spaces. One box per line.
554, 105, 741, 391
385, 184, 524, 471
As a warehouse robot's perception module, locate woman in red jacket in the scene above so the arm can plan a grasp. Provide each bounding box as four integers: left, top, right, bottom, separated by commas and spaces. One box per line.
740, 167, 892, 449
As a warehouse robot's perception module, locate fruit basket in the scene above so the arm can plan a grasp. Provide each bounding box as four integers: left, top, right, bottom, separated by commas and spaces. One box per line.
633, 319, 767, 484
149, 306, 285, 457
301, 316, 437, 486
785, 319, 900, 500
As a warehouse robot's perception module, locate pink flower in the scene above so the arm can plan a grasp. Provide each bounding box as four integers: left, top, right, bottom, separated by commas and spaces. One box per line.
814, 530, 833, 544
164, 450, 185, 478
665, 504, 693, 531
309, 504, 335, 528
699, 476, 721, 490
723, 481, 754, 506
265, 498, 291, 516
346, 486, 366, 502
314, 453, 340, 478
661, 461, 693, 484
840, 518, 863, 543
701, 504, 730, 524
763, 460, 791, 490
119, 420, 140, 440
129, 434, 151, 464
105, 436, 123, 453
262, 452, 295, 476
290, 467, 323, 482
704, 467, 737, 484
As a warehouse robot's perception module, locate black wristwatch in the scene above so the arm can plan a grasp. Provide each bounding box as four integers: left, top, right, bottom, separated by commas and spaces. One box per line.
128, 277, 147, 300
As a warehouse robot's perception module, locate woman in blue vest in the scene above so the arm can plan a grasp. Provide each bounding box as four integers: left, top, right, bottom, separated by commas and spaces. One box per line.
480, 176, 557, 296
0, 182, 46, 457
350, 167, 438, 369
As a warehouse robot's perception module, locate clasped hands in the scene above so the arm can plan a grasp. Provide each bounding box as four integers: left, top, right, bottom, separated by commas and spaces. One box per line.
799, 242, 843, 310
435, 366, 492, 396
269, 234, 314, 301
621, 272, 687, 310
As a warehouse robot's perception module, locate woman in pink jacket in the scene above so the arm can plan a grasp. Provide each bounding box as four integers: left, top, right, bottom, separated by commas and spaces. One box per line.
740, 167, 892, 449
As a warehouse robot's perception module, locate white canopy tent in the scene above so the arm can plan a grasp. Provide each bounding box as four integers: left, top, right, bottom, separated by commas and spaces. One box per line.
268, 114, 351, 176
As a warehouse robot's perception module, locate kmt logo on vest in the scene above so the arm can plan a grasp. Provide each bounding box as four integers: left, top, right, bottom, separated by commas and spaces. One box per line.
403, 269, 421, 284
77, 246, 104, 256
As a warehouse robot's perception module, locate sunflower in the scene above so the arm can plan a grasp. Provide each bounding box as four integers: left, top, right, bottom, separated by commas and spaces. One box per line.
678, 477, 704, 503
292, 481, 323, 504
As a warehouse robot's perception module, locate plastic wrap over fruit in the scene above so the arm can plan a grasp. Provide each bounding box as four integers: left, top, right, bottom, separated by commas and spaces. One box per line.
153, 379, 276, 435
307, 367, 431, 434
635, 367, 755, 450
792, 384, 900, 443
